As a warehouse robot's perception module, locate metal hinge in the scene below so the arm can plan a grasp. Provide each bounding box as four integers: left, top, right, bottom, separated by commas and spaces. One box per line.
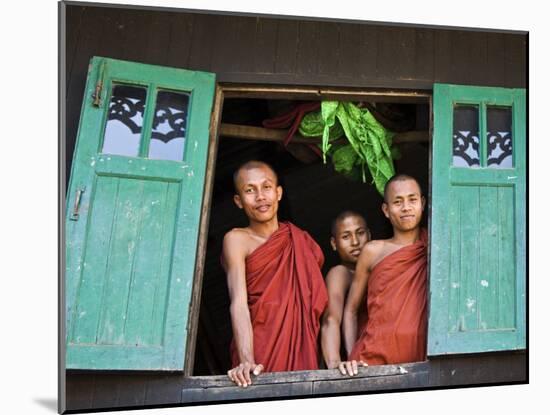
91, 59, 106, 107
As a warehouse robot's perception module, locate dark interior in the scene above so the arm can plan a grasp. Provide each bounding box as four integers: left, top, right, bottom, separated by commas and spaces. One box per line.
193, 97, 431, 375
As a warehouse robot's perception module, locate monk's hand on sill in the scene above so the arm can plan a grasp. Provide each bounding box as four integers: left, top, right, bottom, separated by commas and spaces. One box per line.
337, 360, 368, 376
227, 362, 264, 388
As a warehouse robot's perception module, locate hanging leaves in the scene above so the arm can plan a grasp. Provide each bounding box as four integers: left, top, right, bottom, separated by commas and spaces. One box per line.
298, 101, 396, 195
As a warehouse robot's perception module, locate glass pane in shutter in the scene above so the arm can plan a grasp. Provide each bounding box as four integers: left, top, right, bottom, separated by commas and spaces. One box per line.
453, 105, 480, 167
102, 84, 147, 157
148, 91, 190, 161
487, 106, 513, 168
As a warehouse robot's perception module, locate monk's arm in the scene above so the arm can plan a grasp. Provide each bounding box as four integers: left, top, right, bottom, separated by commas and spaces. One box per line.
321, 267, 348, 368
222, 232, 255, 366
342, 246, 372, 355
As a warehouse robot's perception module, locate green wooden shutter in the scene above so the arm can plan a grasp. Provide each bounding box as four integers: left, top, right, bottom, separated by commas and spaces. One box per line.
429, 84, 526, 355
65, 57, 216, 370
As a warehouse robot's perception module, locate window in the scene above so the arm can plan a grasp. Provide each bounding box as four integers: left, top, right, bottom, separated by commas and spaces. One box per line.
191, 86, 432, 375
65, 59, 526, 376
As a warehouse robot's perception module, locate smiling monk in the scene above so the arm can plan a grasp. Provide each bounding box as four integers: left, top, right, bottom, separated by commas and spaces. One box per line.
222, 161, 328, 388
342, 174, 428, 371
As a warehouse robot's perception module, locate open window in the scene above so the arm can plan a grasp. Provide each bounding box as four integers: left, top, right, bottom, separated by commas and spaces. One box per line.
189, 85, 432, 375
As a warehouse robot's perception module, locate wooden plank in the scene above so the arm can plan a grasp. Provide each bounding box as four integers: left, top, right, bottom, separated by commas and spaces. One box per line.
188, 14, 216, 71
317, 22, 340, 76
450, 31, 487, 86
164, 12, 195, 69
377, 26, 416, 80
65, 372, 95, 411
274, 19, 299, 74
114, 9, 153, 63
253, 17, 279, 74
478, 186, 500, 330
338, 23, 362, 78
65, 4, 85, 92
438, 353, 526, 386
498, 186, 516, 329
233, 16, 258, 73
313, 371, 429, 394
357, 24, 378, 80
182, 362, 426, 388
487, 32, 507, 87
434, 29, 452, 83
181, 382, 313, 403
296, 20, 318, 76
448, 188, 461, 333
97, 178, 144, 345
221, 84, 431, 101
184, 87, 225, 376
145, 375, 185, 406
415, 28, 435, 81
143, 11, 173, 66
69, 176, 119, 344
149, 182, 180, 345
504, 33, 527, 88
217, 72, 434, 90
210, 15, 240, 73
94, 8, 126, 61
91, 375, 120, 409
123, 181, 168, 346
115, 376, 148, 407
219, 123, 428, 145
458, 186, 480, 332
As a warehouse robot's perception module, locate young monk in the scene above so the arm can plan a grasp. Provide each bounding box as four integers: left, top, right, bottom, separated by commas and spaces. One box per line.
321, 211, 371, 375
342, 174, 428, 374
222, 160, 328, 388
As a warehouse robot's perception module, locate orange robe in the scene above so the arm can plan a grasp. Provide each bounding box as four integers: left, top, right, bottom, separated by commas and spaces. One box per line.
230, 222, 328, 372
349, 229, 428, 365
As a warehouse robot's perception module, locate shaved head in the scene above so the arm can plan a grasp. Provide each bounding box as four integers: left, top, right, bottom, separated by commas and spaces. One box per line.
383, 174, 422, 203
233, 160, 279, 193
331, 210, 367, 237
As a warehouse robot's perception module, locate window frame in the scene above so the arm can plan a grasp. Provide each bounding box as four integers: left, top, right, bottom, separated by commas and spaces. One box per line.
184, 83, 433, 376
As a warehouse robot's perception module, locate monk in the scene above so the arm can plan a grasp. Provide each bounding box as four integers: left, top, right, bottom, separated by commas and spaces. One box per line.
321, 211, 371, 375
222, 160, 328, 388
342, 174, 428, 374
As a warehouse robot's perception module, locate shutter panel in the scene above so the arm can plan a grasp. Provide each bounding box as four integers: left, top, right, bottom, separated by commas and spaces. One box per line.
428, 83, 525, 355
65, 57, 216, 370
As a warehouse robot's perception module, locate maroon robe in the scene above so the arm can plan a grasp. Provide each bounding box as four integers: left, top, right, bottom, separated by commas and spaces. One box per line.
230, 222, 328, 372
349, 228, 428, 365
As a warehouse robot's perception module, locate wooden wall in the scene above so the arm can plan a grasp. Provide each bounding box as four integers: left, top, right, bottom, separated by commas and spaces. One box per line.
64, 2, 527, 175
66, 352, 526, 411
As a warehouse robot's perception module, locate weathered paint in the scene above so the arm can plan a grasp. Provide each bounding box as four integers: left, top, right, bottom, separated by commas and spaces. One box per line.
428, 84, 526, 355
65, 57, 216, 370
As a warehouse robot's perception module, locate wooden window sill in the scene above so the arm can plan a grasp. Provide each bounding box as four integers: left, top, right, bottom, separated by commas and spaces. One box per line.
181, 361, 430, 402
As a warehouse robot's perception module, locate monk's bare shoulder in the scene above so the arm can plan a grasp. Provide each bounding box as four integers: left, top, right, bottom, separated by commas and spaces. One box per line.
326, 265, 352, 291
325, 264, 351, 285
222, 228, 254, 262
224, 227, 252, 243
357, 239, 391, 271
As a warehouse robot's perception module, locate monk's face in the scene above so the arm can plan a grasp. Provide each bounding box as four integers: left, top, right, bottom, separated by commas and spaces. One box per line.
331, 215, 370, 266
382, 179, 425, 232
233, 166, 282, 224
